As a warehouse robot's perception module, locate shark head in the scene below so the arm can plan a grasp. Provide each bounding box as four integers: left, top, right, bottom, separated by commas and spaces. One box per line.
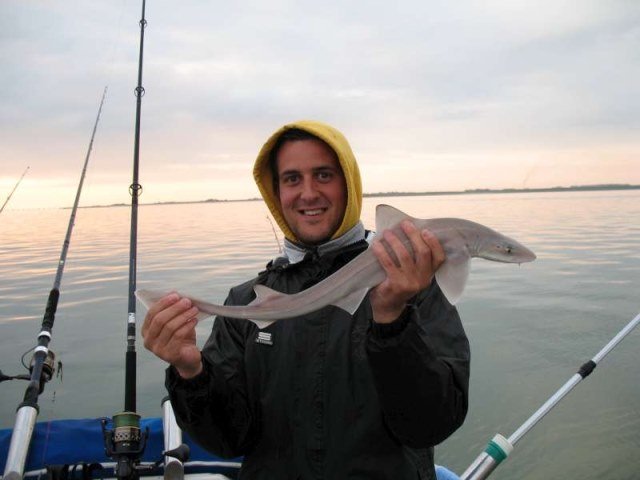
478, 234, 537, 264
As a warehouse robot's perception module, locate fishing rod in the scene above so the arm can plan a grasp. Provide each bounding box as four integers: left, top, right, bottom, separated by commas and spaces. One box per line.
461, 311, 640, 480
0, 166, 30, 215
126, 0, 146, 416
101, 2, 149, 479
3, 86, 108, 480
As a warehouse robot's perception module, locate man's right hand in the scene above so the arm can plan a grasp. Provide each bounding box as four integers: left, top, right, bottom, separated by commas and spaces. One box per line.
141, 293, 203, 379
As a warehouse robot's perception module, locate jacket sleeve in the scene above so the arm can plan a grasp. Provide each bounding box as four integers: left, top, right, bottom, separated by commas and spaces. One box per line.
165, 290, 259, 459
365, 282, 470, 448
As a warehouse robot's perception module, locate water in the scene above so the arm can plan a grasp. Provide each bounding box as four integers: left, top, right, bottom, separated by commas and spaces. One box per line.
1, 191, 639, 479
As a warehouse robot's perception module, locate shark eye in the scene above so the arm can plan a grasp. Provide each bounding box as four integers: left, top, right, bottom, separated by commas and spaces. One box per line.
506, 246, 513, 254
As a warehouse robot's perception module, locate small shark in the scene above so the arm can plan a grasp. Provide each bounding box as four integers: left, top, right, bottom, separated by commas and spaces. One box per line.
136, 204, 536, 329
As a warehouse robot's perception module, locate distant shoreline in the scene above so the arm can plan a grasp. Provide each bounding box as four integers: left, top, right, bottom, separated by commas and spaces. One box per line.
79, 183, 640, 209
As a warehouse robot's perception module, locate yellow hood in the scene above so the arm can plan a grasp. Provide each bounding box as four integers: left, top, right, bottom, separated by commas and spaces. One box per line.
253, 120, 363, 243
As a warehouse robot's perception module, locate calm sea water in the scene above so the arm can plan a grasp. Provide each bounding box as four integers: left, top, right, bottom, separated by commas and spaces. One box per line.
1, 191, 639, 479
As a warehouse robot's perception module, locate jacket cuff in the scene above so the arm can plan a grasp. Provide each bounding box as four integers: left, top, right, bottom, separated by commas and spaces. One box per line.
166, 362, 210, 392
370, 306, 411, 340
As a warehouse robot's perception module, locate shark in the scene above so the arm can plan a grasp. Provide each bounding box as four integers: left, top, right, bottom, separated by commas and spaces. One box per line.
136, 204, 536, 329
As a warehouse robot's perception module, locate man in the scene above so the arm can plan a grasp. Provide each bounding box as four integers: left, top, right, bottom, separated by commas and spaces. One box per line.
142, 120, 470, 479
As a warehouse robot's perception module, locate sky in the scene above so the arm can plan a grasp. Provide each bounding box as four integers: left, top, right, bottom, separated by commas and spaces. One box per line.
1, 0, 639, 210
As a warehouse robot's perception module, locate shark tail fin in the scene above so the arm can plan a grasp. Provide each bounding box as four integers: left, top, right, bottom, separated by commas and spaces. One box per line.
435, 255, 471, 305
135, 289, 214, 323
135, 289, 162, 309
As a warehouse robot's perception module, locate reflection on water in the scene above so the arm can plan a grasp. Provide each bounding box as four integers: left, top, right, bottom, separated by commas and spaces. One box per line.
1, 191, 639, 479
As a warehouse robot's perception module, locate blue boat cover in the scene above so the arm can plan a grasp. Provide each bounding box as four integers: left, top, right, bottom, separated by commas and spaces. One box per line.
0, 417, 241, 474
1, 418, 459, 479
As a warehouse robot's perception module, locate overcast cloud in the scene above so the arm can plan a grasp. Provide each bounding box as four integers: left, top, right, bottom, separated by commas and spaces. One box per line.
1, 0, 639, 208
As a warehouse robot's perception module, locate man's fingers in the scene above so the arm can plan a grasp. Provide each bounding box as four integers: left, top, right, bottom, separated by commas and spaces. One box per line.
154, 305, 199, 350
143, 296, 193, 343
148, 292, 180, 318
401, 221, 431, 262
372, 239, 397, 272
383, 228, 414, 268
142, 292, 179, 336
374, 223, 446, 288
421, 229, 445, 269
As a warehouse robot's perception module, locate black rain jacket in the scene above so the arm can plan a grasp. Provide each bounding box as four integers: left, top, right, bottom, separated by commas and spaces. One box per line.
166, 239, 470, 480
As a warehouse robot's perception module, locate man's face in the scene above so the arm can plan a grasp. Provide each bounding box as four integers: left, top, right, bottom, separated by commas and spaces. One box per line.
276, 138, 347, 245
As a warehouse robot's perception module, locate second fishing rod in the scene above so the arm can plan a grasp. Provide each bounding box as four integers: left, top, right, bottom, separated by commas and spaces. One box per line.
101, 2, 149, 479
3, 86, 107, 480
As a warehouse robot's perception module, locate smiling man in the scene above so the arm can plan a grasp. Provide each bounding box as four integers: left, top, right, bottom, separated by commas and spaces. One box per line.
142, 120, 470, 480
269, 129, 348, 245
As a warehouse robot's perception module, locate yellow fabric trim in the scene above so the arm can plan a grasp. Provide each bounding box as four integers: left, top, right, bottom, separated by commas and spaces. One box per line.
253, 120, 363, 243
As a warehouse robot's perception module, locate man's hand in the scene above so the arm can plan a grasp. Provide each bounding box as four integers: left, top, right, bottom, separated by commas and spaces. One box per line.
370, 220, 445, 324
141, 293, 203, 379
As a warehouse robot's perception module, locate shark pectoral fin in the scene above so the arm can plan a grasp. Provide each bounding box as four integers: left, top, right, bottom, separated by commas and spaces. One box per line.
332, 288, 370, 315
435, 256, 470, 305
375, 204, 414, 232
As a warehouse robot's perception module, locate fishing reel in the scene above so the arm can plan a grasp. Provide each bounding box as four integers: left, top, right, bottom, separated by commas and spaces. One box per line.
1, 350, 58, 385
1, 349, 59, 392
102, 412, 149, 480
30, 350, 58, 393
101, 412, 190, 480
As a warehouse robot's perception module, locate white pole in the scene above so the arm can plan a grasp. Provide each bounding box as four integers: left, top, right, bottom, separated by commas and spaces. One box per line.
162, 398, 184, 480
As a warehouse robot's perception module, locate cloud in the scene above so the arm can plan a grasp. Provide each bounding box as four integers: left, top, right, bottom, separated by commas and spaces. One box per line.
1, 0, 639, 209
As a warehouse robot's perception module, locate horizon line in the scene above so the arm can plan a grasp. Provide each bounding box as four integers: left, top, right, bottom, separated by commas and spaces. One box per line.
70, 182, 640, 210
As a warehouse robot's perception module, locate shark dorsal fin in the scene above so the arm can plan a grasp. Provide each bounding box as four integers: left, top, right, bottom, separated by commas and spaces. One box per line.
253, 284, 281, 301
376, 204, 412, 232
